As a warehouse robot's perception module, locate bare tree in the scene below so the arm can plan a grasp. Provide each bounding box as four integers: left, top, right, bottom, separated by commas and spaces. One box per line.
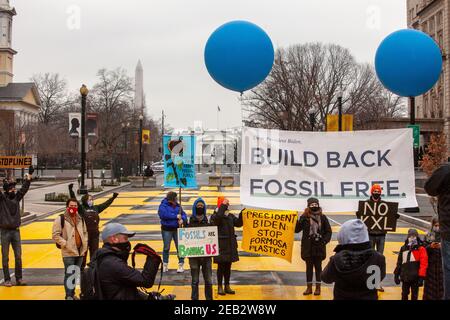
242, 43, 406, 131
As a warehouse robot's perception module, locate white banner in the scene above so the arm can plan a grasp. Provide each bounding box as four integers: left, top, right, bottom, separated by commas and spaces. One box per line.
240, 128, 418, 213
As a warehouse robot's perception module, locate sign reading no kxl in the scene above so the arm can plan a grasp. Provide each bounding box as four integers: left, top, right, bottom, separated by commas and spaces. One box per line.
0, 156, 32, 169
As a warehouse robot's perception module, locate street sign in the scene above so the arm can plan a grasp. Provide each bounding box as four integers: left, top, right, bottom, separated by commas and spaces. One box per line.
408, 125, 420, 148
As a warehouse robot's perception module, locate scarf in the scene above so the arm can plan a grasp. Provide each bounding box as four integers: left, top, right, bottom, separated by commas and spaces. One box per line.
309, 210, 322, 236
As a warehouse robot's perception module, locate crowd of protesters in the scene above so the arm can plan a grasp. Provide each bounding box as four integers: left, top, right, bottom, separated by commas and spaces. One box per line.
1, 162, 450, 301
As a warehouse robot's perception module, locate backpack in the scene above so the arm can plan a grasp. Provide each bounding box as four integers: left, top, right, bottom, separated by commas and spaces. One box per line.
80, 253, 112, 300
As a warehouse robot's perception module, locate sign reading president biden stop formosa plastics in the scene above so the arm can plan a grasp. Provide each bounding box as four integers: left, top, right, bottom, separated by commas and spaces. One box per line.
240, 128, 418, 213
242, 209, 297, 262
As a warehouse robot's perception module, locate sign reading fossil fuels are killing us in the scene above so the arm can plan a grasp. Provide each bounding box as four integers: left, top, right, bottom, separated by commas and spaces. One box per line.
240, 127, 418, 212
356, 200, 400, 232
177, 226, 219, 258
163, 135, 197, 189
241, 209, 297, 262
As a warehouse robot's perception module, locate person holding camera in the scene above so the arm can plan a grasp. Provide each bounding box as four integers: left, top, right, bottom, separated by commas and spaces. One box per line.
0, 166, 34, 287
295, 197, 332, 296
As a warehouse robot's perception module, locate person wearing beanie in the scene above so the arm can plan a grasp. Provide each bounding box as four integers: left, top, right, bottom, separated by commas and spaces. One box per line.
158, 191, 187, 273
295, 197, 332, 296
423, 217, 444, 300
210, 198, 243, 296
68, 184, 119, 269
322, 219, 386, 300
394, 228, 428, 300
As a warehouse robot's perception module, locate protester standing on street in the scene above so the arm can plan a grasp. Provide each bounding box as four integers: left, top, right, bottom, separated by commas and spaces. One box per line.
210, 198, 243, 296
423, 217, 444, 300
187, 198, 213, 300
295, 197, 332, 296
68, 183, 118, 268
394, 229, 428, 301
424, 164, 450, 300
158, 191, 187, 273
52, 198, 88, 300
364, 184, 399, 292
0, 166, 34, 287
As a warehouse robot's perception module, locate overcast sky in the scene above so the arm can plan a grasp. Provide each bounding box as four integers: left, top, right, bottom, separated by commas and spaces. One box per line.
12, 0, 406, 130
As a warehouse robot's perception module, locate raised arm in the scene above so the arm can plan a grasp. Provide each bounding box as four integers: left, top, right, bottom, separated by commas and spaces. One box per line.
96, 193, 118, 214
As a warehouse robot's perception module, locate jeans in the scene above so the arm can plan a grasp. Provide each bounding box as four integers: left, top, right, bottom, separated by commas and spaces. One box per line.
1, 229, 23, 281
441, 239, 450, 300
161, 230, 184, 264
190, 257, 213, 300
63, 256, 83, 298
402, 281, 419, 300
369, 235, 386, 254
305, 257, 322, 285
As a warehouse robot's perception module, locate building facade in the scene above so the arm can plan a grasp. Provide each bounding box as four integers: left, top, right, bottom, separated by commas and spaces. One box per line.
407, 0, 450, 150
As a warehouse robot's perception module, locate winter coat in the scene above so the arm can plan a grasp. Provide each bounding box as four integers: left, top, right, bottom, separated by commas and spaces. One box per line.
210, 204, 243, 264
69, 188, 116, 236
394, 238, 428, 283
158, 198, 187, 231
0, 179, 30, 229
423, 242, 444, 300
295, 209, 332, 261
96, 243, 160, 300
322, 242, 386, 300
424, 164, 450, 241
52, 211, 88, 258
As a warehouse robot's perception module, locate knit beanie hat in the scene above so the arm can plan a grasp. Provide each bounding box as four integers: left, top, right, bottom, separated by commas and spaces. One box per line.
307, 197, 320, 207
408, 229, 419, 238
337, 219, 369, 245
370, 184, 382, 194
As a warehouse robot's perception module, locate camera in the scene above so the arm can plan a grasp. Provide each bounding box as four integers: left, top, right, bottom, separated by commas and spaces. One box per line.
148, 291, 176, 301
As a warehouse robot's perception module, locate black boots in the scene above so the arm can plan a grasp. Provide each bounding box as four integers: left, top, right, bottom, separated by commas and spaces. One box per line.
218, 285, 235, 295
218, 285, 226, 296
303, 284, 313, 296
314, 284, 321, 296
225, 285, 235, 295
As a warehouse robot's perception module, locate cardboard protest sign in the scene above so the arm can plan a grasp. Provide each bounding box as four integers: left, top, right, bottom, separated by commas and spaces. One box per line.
356, 200, 399, 232
178, 226, 219, 258
0, 156, 32, 169
242, 208, 297, 262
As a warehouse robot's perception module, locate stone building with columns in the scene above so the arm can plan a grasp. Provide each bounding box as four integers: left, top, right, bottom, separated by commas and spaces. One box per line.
0, 0, 40, 154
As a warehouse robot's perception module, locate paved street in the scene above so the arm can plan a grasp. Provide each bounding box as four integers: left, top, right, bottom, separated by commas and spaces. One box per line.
0, 174, 429, 300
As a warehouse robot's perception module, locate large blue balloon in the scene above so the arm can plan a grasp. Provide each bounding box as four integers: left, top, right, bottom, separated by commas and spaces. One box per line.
205, 21, 275, 93
375, 29, 443, 97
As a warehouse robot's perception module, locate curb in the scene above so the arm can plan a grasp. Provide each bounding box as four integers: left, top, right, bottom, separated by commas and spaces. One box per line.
21, 183, 131, 225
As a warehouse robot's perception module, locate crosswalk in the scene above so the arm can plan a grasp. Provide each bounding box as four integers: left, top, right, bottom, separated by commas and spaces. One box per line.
0, 186, 427, 300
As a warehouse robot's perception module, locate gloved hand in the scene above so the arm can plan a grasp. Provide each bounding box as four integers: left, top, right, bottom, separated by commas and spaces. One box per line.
133, 243, 161, 261
418, 278, 424, 287
28, 165, 35, 175
113, 192, 119, 199
394, 274, 401, 285
68, 183, 74, 191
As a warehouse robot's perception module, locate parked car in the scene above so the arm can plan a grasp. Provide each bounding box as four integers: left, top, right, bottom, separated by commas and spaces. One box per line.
151, 161, 164, 173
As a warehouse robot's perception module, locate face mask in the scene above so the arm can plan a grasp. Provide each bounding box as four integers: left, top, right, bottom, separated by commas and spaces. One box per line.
113, 241, 132, 253
372, 194, 381, 201
87, 200, 94, 207
408, 237, 417, 246
310, 206, 320, 213
196, 207, 205, 217
68, 207, 78, 216
433, 226, 440, 233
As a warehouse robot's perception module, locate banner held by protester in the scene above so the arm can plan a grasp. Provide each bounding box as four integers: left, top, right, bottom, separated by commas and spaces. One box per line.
178, 226, 219, 258
242, 208, 297, 262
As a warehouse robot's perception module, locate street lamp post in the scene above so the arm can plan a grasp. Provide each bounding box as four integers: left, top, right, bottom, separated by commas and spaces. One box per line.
79, 84, 89, 195
308, 109, 316, 132
337, 89, 343, 132
139, 115, 144, 176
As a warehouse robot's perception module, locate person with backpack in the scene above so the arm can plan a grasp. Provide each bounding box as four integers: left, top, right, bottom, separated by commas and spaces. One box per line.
295, 197, 332, 296
394, 229, 429, 300
210, 198, 243, 296
93, 223, 161, 300
187, 198, 213, 300
158, 191, 187, 273
322, 219, 386, 300
52, 198, 88, 300
68, 183, 118, 268
0, 166, 34, 287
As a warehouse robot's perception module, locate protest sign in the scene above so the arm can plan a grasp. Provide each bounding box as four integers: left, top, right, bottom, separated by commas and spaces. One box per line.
241, 208, 297, 262
240, 127, 418, 212
163, 135, 197, 189
356, 200, 400, 232
178, 226, 219, 258
0, 156, 33, 169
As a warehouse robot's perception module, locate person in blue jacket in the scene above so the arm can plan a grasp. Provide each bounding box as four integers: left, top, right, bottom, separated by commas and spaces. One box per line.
158, 191, 187, 273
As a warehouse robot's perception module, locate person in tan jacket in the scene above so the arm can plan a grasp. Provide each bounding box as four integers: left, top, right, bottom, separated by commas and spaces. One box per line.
52, 198, 88, 300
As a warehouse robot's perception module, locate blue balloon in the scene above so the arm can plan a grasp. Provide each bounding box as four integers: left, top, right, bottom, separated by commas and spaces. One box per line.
205, 21, 275, 93
375, 29, 443, 97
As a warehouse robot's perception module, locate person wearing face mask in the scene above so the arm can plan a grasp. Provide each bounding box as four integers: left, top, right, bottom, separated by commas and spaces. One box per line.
295, 197, 332, 296
95, 223, 161, 300
210, 198, 243, 296
187, 198, 213, 300
0, 166, 34, 288
394, 229, 429, 300
52, 198, 89, 300
68, 183, 118, 269
423, 217, 444, 300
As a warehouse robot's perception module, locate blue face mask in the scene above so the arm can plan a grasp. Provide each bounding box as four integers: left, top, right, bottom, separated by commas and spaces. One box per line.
87, 200, 94, 207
